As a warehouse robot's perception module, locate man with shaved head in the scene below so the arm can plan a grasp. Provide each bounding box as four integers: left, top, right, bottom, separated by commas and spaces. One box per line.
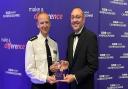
25, 12, 59, 89
61, 7, 98, 89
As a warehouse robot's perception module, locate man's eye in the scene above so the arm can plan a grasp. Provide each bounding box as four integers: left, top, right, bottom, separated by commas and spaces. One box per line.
40, 22, 44, 24
76, 16, 81, 18
71, 16, 81, 19
45, 22, 49, 24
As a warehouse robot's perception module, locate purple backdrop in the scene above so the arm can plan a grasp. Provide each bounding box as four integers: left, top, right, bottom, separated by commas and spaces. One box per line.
0, 0, 128, 89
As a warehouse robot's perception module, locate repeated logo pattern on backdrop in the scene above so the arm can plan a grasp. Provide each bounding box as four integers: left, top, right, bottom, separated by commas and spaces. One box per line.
98, 0, 128, 89
0, 0, 128, 89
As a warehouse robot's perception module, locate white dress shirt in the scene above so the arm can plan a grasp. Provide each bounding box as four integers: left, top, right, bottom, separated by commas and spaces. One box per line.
25, 32, 59, 84
73, 26, 84, 84
73, 27, 83, 57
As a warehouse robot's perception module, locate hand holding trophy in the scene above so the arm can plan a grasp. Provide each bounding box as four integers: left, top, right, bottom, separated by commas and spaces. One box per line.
50, 60, 69, 81
60, 60, 69, 71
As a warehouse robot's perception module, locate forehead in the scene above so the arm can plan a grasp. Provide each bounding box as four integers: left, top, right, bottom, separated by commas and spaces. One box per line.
71, 8, 83, 16
37, 13, 49, 21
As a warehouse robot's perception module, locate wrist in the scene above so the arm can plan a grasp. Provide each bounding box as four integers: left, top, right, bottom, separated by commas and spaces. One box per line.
72, 74, 78, 84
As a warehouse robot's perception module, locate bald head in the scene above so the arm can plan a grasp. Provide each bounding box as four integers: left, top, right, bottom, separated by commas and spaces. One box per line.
70, 8, 85, 32
36, 12, 50, 22
71, 8, 85, 18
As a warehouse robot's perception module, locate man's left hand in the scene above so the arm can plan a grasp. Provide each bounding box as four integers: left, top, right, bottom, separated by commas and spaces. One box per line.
58, 74, 75, 83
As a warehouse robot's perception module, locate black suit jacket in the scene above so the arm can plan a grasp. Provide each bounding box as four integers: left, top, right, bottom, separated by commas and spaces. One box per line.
67, 27, 98, 89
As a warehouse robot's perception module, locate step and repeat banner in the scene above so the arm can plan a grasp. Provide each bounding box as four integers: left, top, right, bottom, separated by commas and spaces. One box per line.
0, 0, 128, 89
98, 0, 128, 89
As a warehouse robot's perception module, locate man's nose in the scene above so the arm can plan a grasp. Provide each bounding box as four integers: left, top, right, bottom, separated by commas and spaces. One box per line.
43, 23, 48, 27
72, 18, 78, 22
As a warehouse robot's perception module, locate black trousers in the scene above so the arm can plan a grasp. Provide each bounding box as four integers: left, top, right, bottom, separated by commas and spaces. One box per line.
31, 83, 56, 89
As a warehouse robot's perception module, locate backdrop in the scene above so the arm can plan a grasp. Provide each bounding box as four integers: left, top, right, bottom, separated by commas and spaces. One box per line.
0, 0, 128, 89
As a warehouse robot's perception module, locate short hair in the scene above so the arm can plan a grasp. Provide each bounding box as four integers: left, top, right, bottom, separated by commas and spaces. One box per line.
34, 11, 50, 21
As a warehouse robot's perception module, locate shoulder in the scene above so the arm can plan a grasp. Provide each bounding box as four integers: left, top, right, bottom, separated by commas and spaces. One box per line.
51, 38, 57, 42
49, 37, 58, 47
84, 29, 97, 37
26, 36, 38, 47
51, 39, 57, 45
68, 32, 74, 39
29, 36, 38, 41
48, 36, 56, 42
48, 37, 56, 43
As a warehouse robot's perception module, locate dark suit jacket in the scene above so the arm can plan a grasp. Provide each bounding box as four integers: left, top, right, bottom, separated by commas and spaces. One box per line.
67, 27, 98, 89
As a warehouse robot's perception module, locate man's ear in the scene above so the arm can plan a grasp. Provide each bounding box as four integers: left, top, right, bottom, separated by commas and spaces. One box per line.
83, 16, 86, 24
37, 22, 39, 28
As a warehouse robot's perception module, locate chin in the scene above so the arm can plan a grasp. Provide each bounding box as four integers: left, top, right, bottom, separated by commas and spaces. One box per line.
72, 27, 79, 31
72, 29, 78, 32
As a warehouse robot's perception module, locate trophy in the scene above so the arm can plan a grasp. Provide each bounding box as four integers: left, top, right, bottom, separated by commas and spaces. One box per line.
51, 60, 69, 80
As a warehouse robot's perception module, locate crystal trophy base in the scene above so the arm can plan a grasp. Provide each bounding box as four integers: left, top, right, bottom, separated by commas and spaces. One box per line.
55, 70, 64, 80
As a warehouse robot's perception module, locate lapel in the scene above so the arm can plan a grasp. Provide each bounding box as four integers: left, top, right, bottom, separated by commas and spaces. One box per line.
70, 27, 87, 68
74, 28, 85, 59
69, 34, 74, 65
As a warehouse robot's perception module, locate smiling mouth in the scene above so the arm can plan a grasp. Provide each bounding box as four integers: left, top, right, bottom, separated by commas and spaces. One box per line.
72, 22, 79, 25
73, 24, 79, 26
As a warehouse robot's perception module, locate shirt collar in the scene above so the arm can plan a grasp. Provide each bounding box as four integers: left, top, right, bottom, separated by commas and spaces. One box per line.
38, 32, 50, 42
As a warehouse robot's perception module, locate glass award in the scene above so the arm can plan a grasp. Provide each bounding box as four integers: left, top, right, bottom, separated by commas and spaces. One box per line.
53, 60, 69, 80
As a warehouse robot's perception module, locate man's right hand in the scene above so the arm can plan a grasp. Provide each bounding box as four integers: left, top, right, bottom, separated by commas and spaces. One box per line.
50, 62, 60, 72
60, 60, 69, 71
47, 75, 56, 85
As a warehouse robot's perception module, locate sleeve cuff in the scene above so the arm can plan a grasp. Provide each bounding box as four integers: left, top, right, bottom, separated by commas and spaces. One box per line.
73, 75, 78, 84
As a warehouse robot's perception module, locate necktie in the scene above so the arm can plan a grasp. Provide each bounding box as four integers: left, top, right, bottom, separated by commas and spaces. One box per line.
45, 39, 53, 75
73, 34, 81, 38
